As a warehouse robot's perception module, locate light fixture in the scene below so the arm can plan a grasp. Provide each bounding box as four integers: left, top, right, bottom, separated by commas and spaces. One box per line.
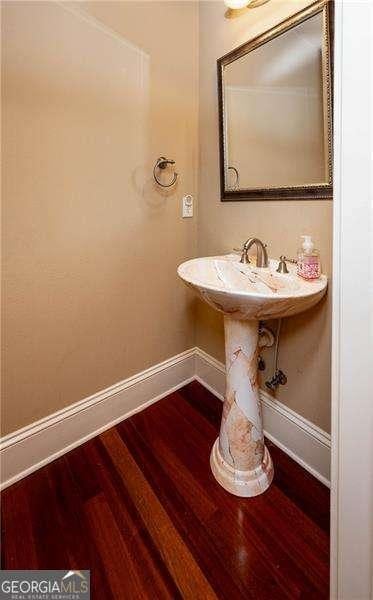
224, 0, 270, 11
224, 0, 251, 8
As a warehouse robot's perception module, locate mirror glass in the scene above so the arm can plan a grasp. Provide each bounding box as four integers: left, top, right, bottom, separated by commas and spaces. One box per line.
219, 4, 332, 200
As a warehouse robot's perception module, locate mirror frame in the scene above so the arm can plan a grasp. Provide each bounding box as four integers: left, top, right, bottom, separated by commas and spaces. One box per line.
217, 0, 333, 201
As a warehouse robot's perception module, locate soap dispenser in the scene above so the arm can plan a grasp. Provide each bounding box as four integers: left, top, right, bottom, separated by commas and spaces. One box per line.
297, 235, 321, 280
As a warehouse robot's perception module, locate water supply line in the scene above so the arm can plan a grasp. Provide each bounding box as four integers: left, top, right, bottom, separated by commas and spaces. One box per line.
258, 323, 275, 371
265, 319, 287, 391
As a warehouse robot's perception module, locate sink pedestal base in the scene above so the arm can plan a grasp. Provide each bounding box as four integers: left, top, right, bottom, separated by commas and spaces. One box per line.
210, 316, 274, 497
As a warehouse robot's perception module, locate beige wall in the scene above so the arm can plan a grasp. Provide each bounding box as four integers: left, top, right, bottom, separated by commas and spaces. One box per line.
197, 0, 332, 432
2, 0, 332, 437
1, 1, 198, 434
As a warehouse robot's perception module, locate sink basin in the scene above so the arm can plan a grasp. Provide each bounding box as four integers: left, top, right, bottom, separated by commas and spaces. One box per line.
178, 253, 327, 498
178, 254, 327, 320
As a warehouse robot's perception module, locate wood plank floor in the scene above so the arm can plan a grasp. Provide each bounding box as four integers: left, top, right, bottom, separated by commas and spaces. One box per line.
1, 381, 330, 599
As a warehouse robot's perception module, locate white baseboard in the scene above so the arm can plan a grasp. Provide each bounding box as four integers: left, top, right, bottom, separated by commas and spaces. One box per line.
0, 346, 331, 490
0, 349, 195, 490
195, 347, 331, 487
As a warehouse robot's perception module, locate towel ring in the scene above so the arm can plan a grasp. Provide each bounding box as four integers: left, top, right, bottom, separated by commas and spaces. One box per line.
153, 157, 178, 188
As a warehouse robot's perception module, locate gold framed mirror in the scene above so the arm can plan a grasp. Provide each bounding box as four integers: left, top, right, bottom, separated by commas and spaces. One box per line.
218, 0, 333, 201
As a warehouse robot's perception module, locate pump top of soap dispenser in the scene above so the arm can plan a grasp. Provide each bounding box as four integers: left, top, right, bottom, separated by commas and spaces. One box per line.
301, 235, 314, 254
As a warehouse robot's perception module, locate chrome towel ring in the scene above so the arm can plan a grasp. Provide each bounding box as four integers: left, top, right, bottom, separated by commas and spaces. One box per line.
153, 157, 178, 188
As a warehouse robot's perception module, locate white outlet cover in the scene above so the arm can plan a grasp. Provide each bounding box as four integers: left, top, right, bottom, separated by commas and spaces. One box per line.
182, 194, 193, 218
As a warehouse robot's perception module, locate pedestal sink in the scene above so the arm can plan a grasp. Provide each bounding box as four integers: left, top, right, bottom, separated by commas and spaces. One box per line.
177, 254, 327, 497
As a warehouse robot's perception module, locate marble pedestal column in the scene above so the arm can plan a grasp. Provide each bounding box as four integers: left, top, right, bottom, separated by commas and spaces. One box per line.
210, 316, 274, 497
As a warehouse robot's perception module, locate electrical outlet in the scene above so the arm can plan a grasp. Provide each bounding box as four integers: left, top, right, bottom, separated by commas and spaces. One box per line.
182, 194, 193, 218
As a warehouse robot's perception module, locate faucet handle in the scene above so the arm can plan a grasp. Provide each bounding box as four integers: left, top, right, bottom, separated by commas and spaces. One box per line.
276, 256, 289, 274
233, 246, 250, 264
276, 255, 297, 273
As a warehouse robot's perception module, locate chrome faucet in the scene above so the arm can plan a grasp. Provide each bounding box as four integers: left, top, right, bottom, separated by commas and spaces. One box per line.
239, 237, 268, 268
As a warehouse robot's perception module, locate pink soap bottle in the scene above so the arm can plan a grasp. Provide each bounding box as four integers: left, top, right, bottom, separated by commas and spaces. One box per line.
297, 235, 321, 280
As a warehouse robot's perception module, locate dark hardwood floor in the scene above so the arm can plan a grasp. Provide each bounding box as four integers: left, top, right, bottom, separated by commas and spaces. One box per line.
1, 381, 330, 599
